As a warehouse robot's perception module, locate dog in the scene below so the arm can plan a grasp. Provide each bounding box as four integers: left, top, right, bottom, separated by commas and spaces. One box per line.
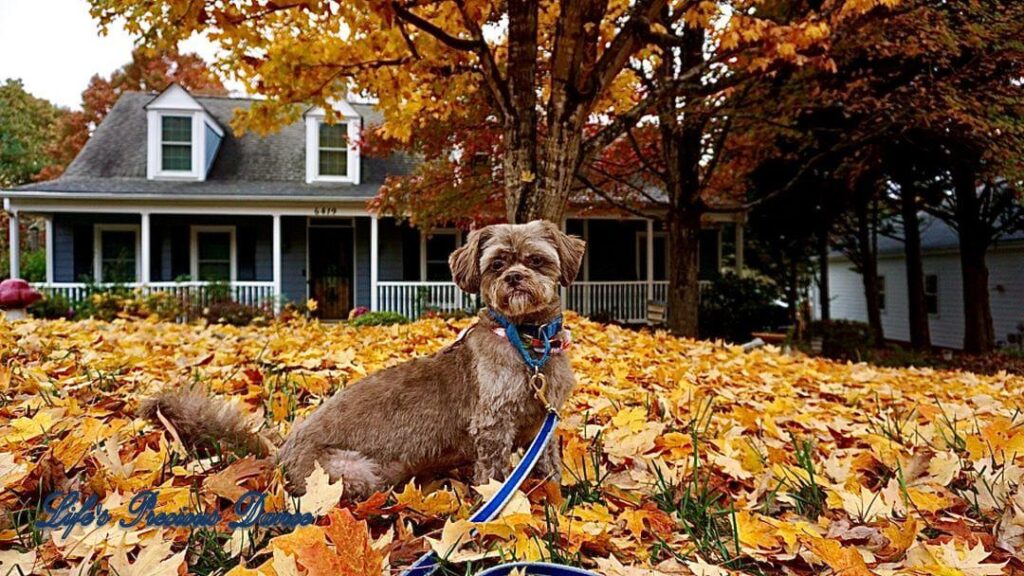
141, 220, 586, 498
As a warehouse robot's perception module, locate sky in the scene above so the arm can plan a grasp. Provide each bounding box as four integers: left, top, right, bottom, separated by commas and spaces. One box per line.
0, 0, 239, 109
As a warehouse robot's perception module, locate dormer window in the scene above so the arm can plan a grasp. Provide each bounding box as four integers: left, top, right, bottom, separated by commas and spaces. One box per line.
305, 102, 361, 184
160, 116, 193, 172
145, 84, 223, 181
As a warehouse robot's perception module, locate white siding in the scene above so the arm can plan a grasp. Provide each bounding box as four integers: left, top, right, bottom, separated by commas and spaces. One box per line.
818, 242, 1024, 350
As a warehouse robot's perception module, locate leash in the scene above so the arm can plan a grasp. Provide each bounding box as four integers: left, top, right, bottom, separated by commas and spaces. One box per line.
400, 311, 599, 576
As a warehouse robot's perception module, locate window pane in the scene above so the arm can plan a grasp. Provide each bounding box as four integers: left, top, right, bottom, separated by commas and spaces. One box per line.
198, 232, 231, 260
319, 123, 347, 148
426, 234, 457, 261
161, 116, 192, 143
925, 275, 938, 294
426, 262, 452, 282
926, 295, 938, 315
877, 276, 886, 310
162, 144, 192, 171
198, 262, 231, 282
319, 150, 348, 176
101, 230, 136, 283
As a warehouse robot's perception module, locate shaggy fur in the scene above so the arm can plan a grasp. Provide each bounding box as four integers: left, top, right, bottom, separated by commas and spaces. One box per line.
142, 220, 585, 498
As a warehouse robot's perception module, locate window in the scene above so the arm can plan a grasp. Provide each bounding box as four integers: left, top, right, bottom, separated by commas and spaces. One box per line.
160, 116, 192, 172
190, 226, 236, 282
94, 225, 139, 283
422, 231, 460, 281
925, 274, 939, 315
877, 275, 886, 312
318, 123, 348, 177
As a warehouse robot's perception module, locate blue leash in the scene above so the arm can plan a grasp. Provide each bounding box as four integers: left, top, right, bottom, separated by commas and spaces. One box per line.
400, 312, 598, 576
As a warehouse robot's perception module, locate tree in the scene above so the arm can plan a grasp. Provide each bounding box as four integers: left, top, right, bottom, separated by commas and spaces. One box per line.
0, 79, 65, 188
90, 0, 898, 228
36, 48, 227, 181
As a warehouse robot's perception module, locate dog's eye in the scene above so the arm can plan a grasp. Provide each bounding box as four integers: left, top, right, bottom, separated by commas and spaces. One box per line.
527, 256, 545, 268
490, 260, 505, 271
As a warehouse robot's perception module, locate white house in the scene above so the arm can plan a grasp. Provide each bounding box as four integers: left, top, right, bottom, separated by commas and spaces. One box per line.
817, 215, 1024, 349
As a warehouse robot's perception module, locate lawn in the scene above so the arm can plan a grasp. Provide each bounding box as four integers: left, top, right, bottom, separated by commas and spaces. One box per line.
1, 314, 1022, 575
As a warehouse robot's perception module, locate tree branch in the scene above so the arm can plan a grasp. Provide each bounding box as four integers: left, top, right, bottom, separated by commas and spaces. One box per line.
391, 2, 481, 51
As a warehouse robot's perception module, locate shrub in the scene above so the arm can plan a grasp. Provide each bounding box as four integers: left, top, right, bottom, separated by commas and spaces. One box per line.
421, 308, 474, 321
349, 310, 410, 327
203, 301, 264, 326
805, 319, 875, 362
699, 272, 787, 343
30, 293, 75, 320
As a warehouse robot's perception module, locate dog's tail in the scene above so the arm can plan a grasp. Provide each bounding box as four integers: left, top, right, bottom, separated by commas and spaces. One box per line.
138, 388, 274, 457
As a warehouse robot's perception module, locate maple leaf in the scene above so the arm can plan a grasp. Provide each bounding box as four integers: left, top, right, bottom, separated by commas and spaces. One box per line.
205, 456, 271, 501
802, 536, 874, 576
288, 461, 344, 517
907, 541, 1008, 576
108, 539, 187, 576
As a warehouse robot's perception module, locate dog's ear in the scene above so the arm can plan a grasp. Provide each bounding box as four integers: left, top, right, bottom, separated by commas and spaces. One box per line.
449, 227, 489, 293
540, 221, 586, 287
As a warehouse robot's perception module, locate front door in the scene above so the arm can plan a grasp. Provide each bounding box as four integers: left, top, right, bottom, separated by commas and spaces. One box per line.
308, 223, 354, 320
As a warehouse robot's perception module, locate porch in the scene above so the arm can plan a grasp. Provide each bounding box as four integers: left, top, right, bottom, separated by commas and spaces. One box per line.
8, 207, 743, 323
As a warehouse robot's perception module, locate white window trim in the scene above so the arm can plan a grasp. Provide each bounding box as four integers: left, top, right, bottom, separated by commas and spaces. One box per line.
306, 118, 362, 184
190, 225, 237, 282
148, 110, 206, 180
635, 231, 669, 281
94, 224, 141, 283
421, 229, 462, 281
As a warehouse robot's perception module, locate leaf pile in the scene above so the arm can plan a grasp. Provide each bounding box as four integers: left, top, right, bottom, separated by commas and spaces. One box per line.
1, 314, 1023, 575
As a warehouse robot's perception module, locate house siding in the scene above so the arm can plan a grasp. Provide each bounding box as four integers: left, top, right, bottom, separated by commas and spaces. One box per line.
281, 216, 307, 303
53, 213, 141, 282
355, 217, 370, 308
377, 218, 407, 282
820, 243, 1024, 349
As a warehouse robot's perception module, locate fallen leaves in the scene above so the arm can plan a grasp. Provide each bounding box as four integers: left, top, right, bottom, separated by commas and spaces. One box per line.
1, 314, 1022, 575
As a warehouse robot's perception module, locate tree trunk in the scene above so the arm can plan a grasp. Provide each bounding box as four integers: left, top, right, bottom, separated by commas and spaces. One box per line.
666, 209, 701, 337
818, 229, 831, 322
856, 197, 884, 344
503, 0, 540, 224
898, 179, 931, 350
952, 167, 995, 353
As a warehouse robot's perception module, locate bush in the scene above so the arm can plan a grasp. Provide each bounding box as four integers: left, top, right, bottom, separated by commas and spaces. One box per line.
30, 293, 75, 320
699, 272, 788, 343
203, 301, 264, 326
349, 310, 410, 327
805, 319, 875, 362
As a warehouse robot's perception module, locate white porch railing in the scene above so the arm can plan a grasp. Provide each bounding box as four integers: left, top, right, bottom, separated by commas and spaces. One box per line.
34, 281, 276, 309
376, 281, 479, 318
377, 280, 673, 323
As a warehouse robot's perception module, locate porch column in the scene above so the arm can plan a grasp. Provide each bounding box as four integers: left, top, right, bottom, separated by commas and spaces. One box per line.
44, 216, 54, 284
272, 214, 282, 314
645, 218, 655, 301
8, 211, 19, 278
140, 212, 151, 284
370, 216, 379, 311
734, 222, 744, 272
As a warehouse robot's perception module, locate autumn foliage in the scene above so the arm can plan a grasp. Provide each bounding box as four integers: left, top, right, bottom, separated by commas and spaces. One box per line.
1, 314, 1022, 574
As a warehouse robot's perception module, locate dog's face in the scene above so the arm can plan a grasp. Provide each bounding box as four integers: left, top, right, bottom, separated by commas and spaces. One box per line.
449, 220, 586, 320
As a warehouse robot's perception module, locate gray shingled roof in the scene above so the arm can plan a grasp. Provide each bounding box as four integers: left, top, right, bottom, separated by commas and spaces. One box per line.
834, 213, 1024, 258
10, 92, 412, 199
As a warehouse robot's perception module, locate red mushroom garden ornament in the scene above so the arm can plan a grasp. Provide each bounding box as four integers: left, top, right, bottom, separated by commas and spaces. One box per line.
0, 279, 42, 321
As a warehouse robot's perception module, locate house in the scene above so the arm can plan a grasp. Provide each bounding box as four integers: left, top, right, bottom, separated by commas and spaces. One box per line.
3, 85, 746, 322
816, 215, 1024, 349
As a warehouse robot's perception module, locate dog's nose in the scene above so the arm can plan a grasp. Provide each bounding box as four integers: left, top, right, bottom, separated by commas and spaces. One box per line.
505, 271, 523, 286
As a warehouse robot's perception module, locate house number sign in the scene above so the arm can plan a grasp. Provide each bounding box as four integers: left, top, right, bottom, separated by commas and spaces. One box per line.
313, 206, 339, 215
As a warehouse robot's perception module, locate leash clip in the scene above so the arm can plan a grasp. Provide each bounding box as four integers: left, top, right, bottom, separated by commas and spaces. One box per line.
530, 369, 556, 414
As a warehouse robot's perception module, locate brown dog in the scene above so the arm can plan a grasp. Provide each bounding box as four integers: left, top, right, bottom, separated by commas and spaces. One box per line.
141, 220, 585, 498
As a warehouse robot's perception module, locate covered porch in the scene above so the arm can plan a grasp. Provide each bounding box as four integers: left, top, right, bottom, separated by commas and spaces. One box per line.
7, 198, 744, 323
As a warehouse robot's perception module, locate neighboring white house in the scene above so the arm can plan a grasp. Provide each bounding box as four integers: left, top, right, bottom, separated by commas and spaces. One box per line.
815, 215, 1024, 350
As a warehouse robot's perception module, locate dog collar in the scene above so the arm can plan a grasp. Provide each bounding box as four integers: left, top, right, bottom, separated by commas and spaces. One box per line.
486, 309, 564, 372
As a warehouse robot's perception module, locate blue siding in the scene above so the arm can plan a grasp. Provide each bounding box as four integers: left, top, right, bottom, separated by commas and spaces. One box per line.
378, 218, 407, 281
281, 216, 307, 303
355, 217, 370, 308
